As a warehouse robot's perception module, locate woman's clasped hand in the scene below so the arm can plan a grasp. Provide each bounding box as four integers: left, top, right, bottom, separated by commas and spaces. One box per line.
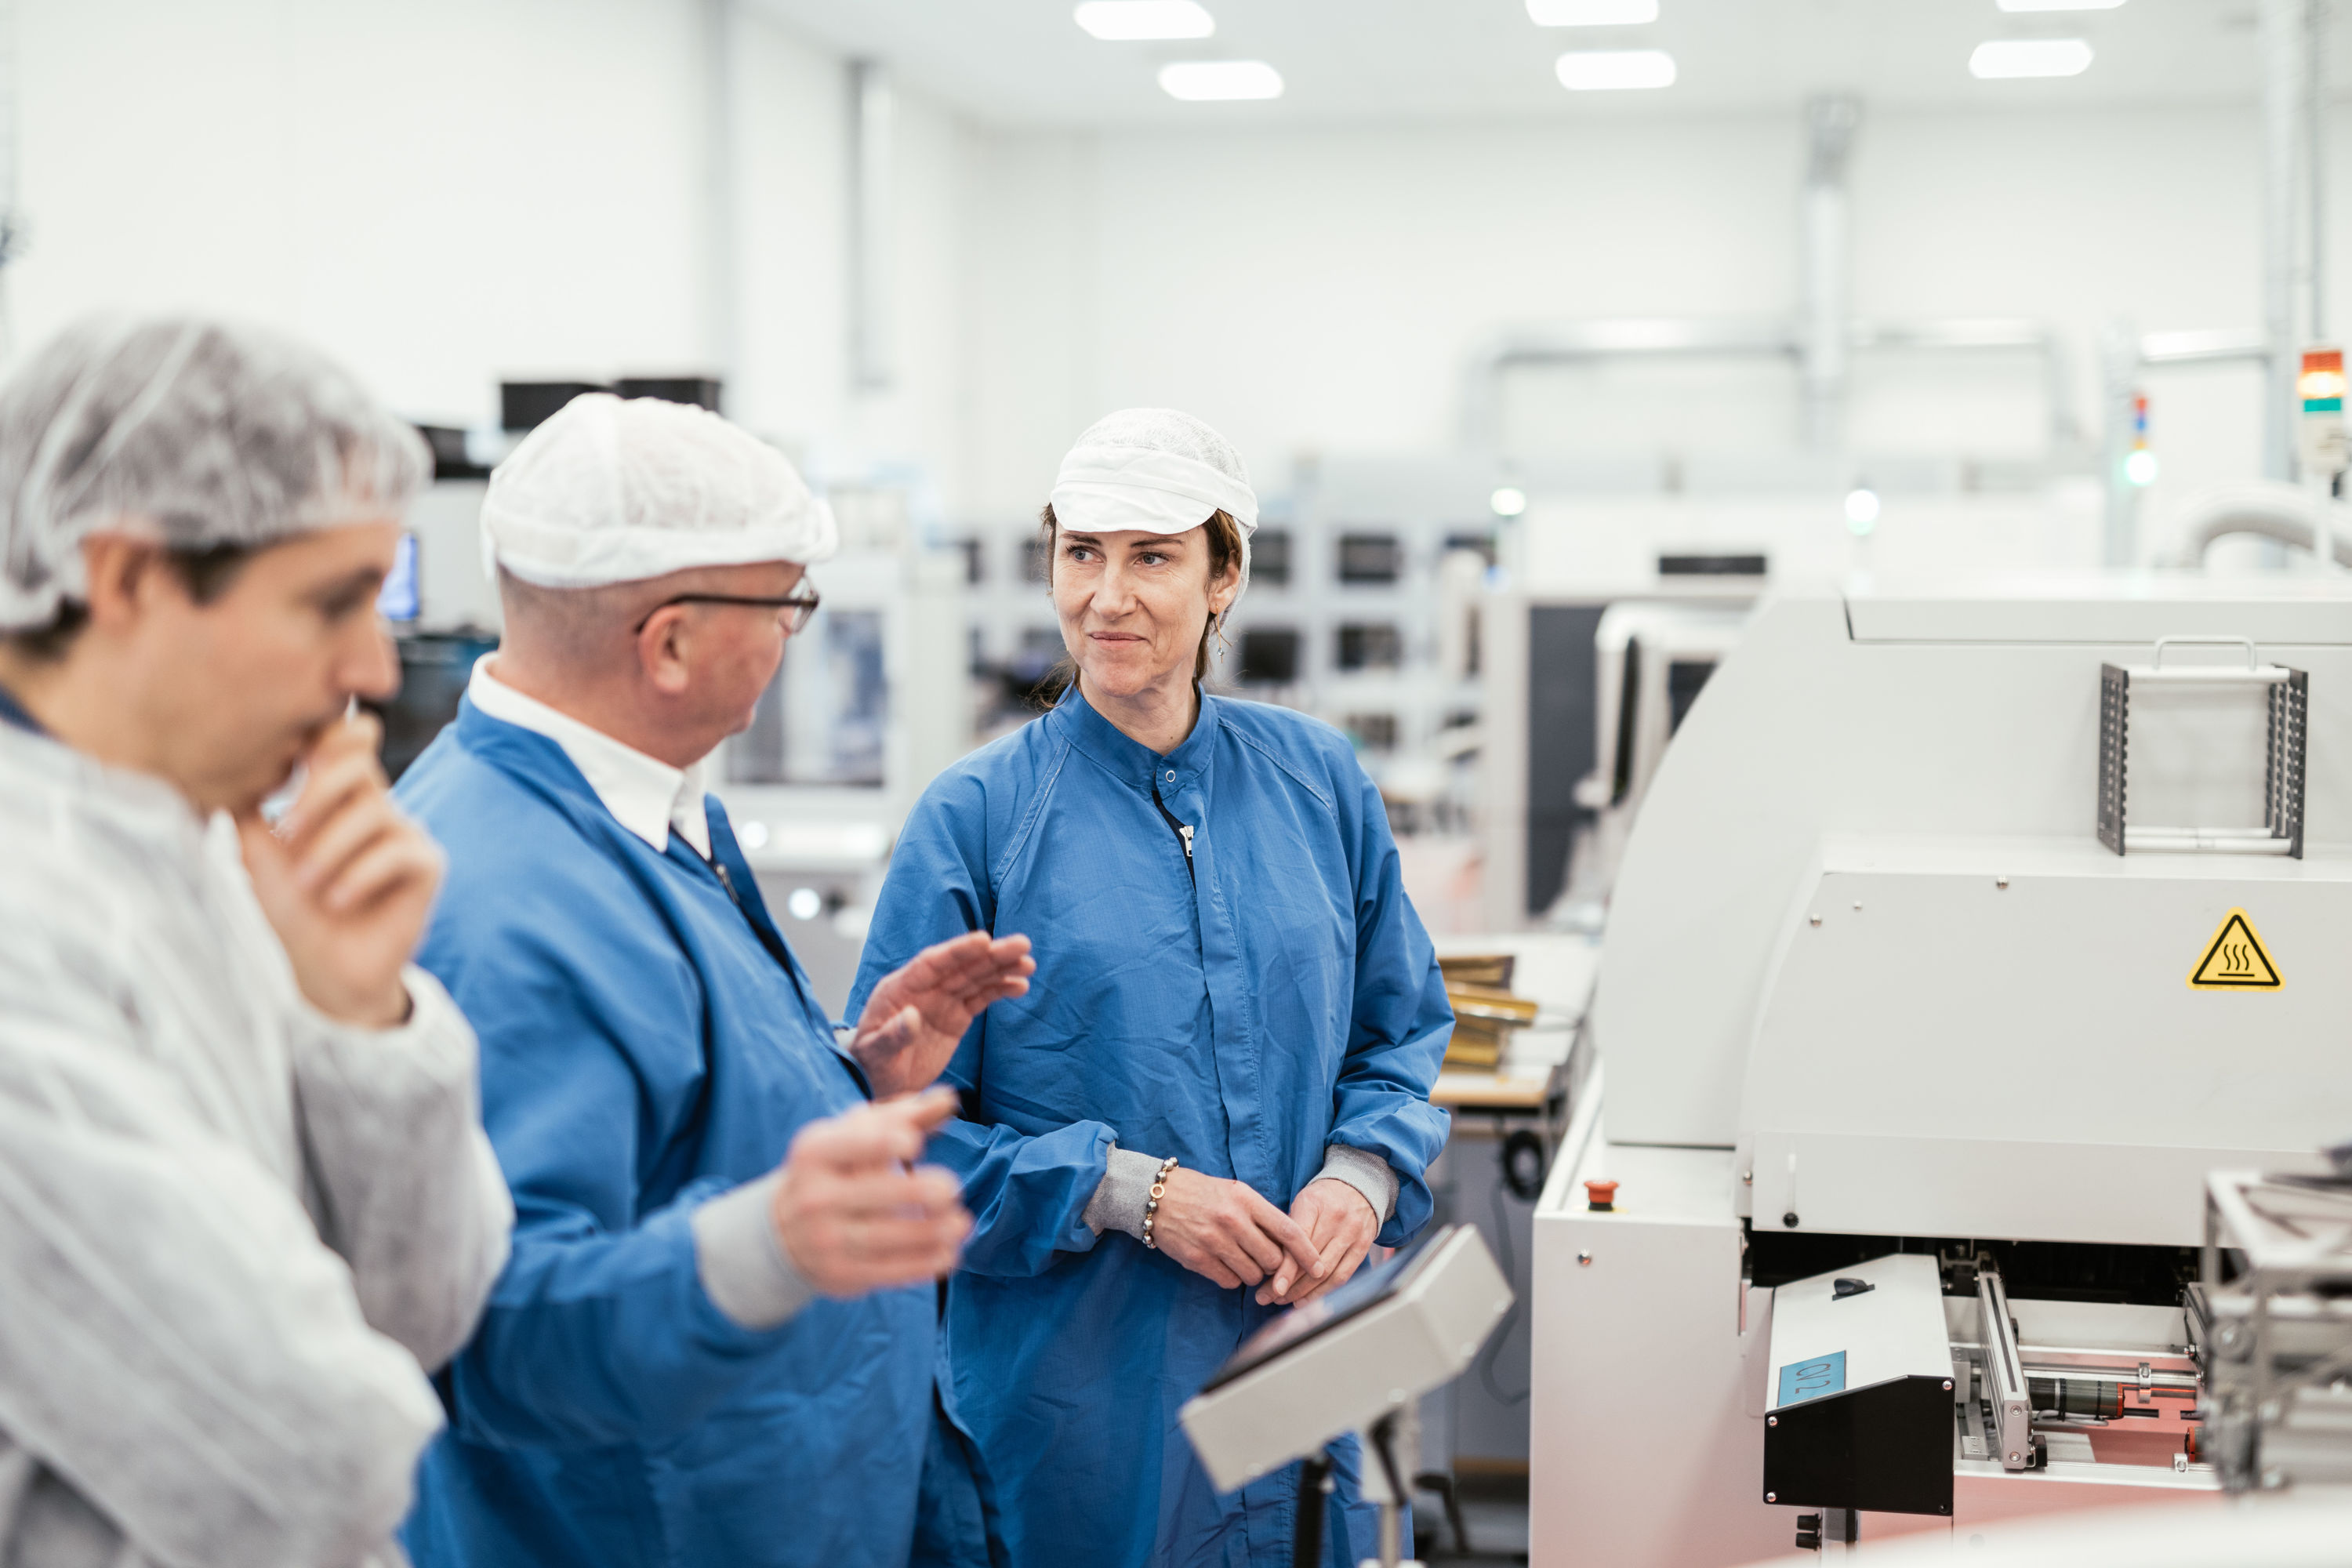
1148, 1167, 1380, 1306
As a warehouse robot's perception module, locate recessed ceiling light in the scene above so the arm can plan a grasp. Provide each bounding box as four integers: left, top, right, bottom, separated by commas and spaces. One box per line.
1159, 60, 1283, 100
1996, 0, 2124, 11
1074, 1, 1214, 40
1490, 486, 1530, 517
1969, 38, 2094, 78
1527, 0, 1660, 24
1556, 49, 1676, 90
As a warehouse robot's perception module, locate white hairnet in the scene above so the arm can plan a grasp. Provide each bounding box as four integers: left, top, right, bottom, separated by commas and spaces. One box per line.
481, 393, 837, 590
0, 316, 430, 632
1049, 408, 1259, 595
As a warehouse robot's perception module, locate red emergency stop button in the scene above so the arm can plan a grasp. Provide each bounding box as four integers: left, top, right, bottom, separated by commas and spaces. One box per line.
1585, 1179, 1618, 1213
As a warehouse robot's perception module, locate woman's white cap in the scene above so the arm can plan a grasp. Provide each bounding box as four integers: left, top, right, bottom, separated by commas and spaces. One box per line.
1049, 408, 1258, 594
481, 392, 837, 589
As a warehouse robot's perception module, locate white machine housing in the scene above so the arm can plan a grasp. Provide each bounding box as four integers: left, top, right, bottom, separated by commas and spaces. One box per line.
1530, 577, 2352, 1565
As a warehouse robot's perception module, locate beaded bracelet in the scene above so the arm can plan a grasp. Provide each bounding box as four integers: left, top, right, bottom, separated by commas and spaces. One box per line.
1140, 1156, 1181, 1250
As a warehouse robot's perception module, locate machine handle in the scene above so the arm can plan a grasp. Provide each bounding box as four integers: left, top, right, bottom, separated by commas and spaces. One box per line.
2151, 635, 2259, 671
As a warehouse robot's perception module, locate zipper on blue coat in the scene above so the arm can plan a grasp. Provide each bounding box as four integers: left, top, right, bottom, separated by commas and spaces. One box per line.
707, 854, 801, 979
1151, 786, 1195, 884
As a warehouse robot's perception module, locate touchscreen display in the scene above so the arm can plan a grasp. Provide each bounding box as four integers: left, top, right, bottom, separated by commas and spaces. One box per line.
1198, 1225, 1452, 1392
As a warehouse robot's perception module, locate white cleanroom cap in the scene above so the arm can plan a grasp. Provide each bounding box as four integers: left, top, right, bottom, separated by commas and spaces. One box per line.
481, 393, 837, 590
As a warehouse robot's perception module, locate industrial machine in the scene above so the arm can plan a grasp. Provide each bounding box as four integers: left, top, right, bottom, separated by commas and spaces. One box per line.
1526, 577, 2352, 1563
1479, 486, 2106, 929
2194, 1166, 2352, 1495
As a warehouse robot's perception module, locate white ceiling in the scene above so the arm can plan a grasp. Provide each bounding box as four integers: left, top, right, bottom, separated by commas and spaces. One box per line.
746, 0, 2352, 129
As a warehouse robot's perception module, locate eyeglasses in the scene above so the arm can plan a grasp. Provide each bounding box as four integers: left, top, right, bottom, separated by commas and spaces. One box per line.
633, 586, 822, 636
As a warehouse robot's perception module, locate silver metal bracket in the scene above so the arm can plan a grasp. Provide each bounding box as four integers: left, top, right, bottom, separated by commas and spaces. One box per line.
2097, 637, 2307, 858
1977, 1264, 2034, 1472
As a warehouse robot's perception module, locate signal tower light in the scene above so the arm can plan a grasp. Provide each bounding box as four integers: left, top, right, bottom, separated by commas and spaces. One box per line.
2124, 392, 2158, 488
2299, 348, 2348, 480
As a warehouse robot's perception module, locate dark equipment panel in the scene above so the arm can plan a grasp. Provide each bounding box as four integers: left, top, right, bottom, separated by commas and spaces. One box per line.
1237, 628, 1302, 685
368, 633, 499, 782
1250, 529, 1294, 587
1762, 1376, 1954, 1518
1526, 604, 1606, 914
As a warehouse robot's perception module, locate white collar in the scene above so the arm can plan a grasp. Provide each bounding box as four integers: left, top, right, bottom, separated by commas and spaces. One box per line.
467, 658, 713, 859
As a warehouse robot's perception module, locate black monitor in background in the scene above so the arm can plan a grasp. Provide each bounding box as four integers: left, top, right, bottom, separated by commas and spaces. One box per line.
1658, 553, 1768, 577
500, 378, 726, 433
413, 425, 492, 481
500, 381, 609, 432
1236, 628, 1301, 684
615, 376, 723, 412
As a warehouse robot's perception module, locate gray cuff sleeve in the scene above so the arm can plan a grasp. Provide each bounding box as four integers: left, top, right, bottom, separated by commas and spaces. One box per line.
691, 1173, 817, 1330
1316, 1144, 1399, 1225
1083, 1145, 1168, 1240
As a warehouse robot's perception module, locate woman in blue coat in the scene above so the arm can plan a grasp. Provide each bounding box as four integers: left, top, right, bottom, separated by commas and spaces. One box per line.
846, 409, 1453, 1567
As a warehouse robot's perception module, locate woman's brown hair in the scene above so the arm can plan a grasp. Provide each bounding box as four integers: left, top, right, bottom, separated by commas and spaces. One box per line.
1032, 504, 1243, 704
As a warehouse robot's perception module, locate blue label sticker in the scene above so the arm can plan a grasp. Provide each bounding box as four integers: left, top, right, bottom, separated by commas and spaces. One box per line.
1777, 1350, 1846, 1409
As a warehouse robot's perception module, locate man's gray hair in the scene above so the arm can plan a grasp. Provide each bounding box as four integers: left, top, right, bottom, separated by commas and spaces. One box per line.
0, 315, 430, 631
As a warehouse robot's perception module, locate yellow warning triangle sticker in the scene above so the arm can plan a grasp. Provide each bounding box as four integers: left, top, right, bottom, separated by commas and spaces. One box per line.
2187, 908, 2283, 991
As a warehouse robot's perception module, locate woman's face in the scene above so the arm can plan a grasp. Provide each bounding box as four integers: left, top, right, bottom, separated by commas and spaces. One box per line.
1052, 524, 1240, 701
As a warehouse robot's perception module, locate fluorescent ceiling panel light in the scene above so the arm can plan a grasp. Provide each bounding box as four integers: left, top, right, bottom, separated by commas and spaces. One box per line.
1995, 0, 2124, 11
1969, 38, 2093, 77
1074, 1, 1214, 41
1527, 0, 1660, 24
1159, 60, 1283, 100
1555, 49, 1676, 90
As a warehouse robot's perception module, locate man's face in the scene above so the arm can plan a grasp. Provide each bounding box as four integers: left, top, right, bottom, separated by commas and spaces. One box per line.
133, 521, 405, 815
669, 559, 808, 740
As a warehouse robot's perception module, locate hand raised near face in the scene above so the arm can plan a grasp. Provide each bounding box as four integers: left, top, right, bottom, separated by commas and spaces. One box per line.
238, 713, 440, 1030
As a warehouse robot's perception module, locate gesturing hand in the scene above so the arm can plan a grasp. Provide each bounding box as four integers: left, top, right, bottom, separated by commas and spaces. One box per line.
1148, 1168, 1323, 1293
848, 931, 1036, 1098
238, 713, 441, 1030
1255, 1178, 1380, 1307
771, 1087, 973, 1298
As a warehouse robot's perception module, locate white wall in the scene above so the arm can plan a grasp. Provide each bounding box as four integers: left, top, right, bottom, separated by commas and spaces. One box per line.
6, 3, 2338, 561
16, 0, 713, 422
10, 0, 970, 490
954, 104, 2342, 559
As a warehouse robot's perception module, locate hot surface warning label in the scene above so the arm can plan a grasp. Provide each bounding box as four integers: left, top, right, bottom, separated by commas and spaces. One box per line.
2188, 908, 2282, 991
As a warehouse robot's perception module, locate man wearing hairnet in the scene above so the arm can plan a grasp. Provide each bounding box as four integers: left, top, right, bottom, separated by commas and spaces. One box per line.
0, 316, 514, 1568
392, 393, 1033, 1568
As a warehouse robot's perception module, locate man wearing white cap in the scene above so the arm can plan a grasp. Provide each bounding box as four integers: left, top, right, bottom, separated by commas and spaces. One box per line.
392, 394, 1033, 1568
847, 410, 1451, 1566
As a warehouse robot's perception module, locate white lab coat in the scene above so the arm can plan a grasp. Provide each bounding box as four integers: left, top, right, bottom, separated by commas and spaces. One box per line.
0, 721, 512, 1568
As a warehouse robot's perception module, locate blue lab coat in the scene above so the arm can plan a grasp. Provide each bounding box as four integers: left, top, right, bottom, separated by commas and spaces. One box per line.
846, 686, 1453, 1568
393, 700, 972, 1568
